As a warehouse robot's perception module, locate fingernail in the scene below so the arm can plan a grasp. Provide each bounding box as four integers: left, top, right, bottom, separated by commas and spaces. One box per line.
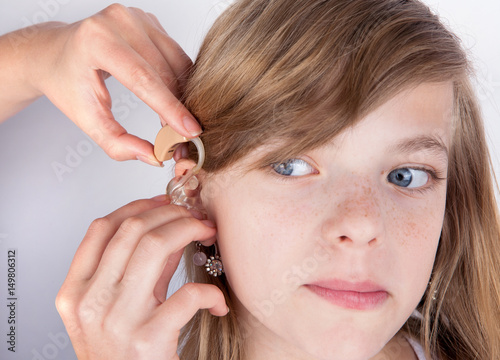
152, 194, 169, 202
182, 116, 202, 137
201, 219, 216, 228
226, 306, 230, 314
137, 155, 164, 167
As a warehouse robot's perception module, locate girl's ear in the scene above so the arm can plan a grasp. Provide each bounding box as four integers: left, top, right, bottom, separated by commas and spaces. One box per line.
174, 158, 205, 178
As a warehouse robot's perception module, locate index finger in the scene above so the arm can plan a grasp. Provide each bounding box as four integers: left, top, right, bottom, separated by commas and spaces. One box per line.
143, 12, 193, 93
95, 41, 201, 138
66, 196, 170, 282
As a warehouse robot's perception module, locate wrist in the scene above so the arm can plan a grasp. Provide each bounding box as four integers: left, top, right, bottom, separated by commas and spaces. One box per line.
22, 22, 68, 98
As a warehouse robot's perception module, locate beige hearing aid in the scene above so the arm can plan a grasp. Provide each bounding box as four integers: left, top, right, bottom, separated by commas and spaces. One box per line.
154, 125, 205, 214
154, 126, 188, 162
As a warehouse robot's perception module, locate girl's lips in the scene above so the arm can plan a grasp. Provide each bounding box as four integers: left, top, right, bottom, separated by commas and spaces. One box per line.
304, 280, 389, 310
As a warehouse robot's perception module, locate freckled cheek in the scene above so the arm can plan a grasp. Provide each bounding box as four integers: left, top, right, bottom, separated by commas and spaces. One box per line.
211, 193, 317, 299
387, 198, 445, 288
222, 195, 313, 256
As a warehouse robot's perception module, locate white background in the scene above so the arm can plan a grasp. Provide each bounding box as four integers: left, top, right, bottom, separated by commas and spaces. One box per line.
0, 1, 499, 359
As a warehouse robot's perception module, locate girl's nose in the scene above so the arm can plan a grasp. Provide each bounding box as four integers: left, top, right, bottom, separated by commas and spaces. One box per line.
321, 184, 385, 247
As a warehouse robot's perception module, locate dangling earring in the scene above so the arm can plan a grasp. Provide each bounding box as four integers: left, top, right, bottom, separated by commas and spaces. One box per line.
193, 242, 224, 277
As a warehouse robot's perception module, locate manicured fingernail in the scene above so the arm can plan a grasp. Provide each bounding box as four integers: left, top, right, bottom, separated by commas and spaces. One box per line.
152, 194, 169, 202
182, 116, 202, 137
201, 219, 216, 228
137, 155, 164, 167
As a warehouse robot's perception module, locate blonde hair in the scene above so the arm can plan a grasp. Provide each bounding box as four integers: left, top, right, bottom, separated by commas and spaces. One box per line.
179, 0, 500, 359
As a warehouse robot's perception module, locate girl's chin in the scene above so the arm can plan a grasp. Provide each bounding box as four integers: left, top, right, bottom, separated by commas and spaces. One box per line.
270, 293, 401, 360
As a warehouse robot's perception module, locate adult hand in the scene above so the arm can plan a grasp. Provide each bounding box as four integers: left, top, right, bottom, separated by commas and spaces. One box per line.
56, 196, 228, 359
0, 4, 200, 166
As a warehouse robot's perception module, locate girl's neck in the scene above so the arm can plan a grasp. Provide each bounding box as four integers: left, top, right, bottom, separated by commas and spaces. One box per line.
242, 322, 418, 360
369, 333, 419, 360
242, 323, 313, 360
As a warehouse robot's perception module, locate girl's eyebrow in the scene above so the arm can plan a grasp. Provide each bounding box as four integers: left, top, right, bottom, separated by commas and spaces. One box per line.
388, 134, 449, 160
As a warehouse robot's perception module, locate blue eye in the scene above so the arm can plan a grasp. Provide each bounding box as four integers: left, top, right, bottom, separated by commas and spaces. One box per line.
387, 168, 429, 188
271, 159, 316, 177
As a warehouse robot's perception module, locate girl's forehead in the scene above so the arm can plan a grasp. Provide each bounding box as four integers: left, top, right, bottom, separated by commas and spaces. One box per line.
378, 82, 454, 117
324, 83, 453, 141
330, 82, 454, 143
216, 82, 455, 173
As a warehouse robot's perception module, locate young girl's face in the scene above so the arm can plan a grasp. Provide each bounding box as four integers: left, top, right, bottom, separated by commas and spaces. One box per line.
201, 82, 454, 360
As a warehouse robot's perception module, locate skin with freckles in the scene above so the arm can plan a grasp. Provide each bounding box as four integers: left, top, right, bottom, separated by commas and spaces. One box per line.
197, 82, 454, 360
